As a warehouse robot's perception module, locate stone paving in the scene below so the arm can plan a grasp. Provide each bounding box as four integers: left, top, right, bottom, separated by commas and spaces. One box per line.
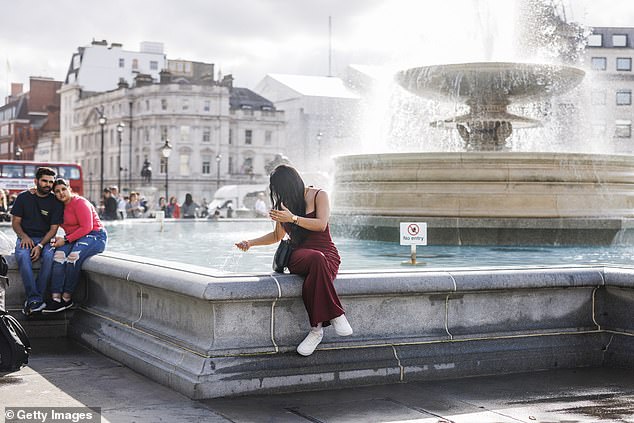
2, 338, 634, 423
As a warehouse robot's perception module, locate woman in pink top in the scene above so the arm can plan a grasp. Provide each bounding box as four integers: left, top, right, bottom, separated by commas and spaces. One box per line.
43, 178, 107, 313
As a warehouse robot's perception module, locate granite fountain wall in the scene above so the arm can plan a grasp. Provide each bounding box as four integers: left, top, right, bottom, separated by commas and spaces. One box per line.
4, 253, 634, 399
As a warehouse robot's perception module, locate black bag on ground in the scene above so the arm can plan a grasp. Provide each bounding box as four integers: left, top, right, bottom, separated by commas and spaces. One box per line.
273, 239, 293, 273
0, 309, 30, 372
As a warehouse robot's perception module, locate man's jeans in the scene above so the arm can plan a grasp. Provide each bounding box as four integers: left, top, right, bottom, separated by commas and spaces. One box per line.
15, 237, 55, 304
51, 230, 107, 294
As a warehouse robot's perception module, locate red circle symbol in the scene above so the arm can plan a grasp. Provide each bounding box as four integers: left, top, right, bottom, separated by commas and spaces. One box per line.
407, 224, 420, 236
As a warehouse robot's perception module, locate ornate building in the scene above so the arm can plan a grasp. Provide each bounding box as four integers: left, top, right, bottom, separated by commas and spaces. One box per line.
56, 41, 285, 205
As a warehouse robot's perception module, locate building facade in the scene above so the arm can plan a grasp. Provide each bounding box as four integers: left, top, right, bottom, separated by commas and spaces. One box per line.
59, 70, 285, 206
585, 27, 634, 153
254, 73, 361, 173
65, 40, 166, 93
0, 77, 62, 161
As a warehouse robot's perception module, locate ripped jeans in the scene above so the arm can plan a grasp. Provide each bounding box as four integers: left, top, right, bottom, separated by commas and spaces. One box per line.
51, 229, 107, 295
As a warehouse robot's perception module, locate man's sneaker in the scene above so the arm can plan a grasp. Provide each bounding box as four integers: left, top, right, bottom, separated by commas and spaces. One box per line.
22, 301, 46, 316
296, 330, 323, 356
42, 300, 67, 313
42, 299, 74, 313
330, 314, 353, 336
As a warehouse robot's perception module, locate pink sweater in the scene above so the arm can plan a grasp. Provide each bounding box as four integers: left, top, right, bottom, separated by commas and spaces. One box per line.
62, 196, 104, 242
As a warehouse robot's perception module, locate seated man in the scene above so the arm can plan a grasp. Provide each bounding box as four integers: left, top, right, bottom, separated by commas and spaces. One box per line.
10, 167, 64, 315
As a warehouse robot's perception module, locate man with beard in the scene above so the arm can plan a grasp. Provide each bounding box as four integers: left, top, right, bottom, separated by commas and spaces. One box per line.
11, 167, 64, 316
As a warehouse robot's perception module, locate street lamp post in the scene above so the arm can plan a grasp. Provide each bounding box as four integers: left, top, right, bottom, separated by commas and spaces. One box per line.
161, 139, 173, 202
95, 108, 107, 194
215, 154, 222, 190
88, 172, 93, 203
116, 122, 125, 190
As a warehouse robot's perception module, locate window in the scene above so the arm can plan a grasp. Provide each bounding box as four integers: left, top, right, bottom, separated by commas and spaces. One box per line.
617, 90, 632, 105
160, 125, 168, 141
591, 57, 607, 71
616, 57, 632, 71
161, 99, 167, 111
160, 157, 167, 173
119, 58, 125, 68
150, 61, 158, 70
180, 153, 190, 175
202, 128, 211, 142
182, 98, 189, 110
587, 34, 603, 47
145, 100, 150, 111
132, 59, 139, 70
241, 105, 253, 116
245, 129, 252, 145
613, 34, 628, 47
242, 158, 253, 174
180, 125, 190, 141
204, 100, 210, 112
615, 120, 632, 138
229, 129, 233, 145
202, 155, 211, 174
228, 156, 233, 174
265, 130, 272, 145
2, 165, 23, 178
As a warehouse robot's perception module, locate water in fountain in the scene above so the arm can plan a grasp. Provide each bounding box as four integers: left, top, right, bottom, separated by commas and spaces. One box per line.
332, 0, 634, 246
353, 0, 598, 155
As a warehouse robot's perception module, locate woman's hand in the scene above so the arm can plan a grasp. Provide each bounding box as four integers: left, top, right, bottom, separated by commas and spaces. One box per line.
269, 203, 294, 223
235, 240, 250, 251
51, 236, 65, 248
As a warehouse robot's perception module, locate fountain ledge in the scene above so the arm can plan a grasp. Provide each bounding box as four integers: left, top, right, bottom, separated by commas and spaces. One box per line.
3, 253, 634, 399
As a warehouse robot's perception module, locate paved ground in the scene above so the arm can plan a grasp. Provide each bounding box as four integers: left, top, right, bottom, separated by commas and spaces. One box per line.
1, 338, 634, 423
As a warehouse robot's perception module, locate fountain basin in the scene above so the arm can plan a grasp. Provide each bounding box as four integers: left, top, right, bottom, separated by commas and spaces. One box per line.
332, 152, 634, 245
396, 62, 585, 103
395, 62, 585, 150
4, 254, 634, 399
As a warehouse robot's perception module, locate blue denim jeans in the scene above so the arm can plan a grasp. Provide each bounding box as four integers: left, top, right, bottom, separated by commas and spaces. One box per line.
15, 237, 55, 304
51, 230, 107, 295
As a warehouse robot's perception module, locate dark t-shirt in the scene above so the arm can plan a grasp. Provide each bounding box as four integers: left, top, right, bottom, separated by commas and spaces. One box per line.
11, 191, 64, 237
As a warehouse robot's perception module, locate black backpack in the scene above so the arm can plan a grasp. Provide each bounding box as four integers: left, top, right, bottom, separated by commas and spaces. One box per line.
0, 255, 31, 372
0, 308, 31, 372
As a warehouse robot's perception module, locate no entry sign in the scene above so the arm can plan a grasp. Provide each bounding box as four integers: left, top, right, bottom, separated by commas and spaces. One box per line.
400, 222, 427, 245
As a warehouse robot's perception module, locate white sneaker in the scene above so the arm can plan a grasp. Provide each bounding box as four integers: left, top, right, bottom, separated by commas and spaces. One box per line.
296, 330, 323, 356
331, 314, 353, 336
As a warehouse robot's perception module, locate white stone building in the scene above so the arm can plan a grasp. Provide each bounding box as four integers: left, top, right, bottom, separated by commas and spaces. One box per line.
253, 73, 361, 172
65, 40, 167, 93
58, 55, 285, 206
585, 27, 634, 153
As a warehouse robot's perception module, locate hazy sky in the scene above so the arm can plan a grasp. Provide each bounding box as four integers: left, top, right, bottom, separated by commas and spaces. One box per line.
2, 0, 634, 101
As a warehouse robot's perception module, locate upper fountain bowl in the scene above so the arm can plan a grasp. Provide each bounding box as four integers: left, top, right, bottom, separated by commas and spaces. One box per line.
396, 62, 585, 104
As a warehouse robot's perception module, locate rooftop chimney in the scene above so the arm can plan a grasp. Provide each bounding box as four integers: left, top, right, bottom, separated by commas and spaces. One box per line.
11, 83, 23, 97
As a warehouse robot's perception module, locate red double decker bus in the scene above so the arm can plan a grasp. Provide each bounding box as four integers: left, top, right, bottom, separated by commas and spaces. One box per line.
0, 160, 83, 196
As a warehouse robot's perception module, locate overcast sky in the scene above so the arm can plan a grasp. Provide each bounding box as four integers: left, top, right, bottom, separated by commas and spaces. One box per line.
2, 0, 634, 101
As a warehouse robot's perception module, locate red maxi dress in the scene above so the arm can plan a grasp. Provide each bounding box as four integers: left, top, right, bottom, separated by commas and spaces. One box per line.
285, 205, 345, 327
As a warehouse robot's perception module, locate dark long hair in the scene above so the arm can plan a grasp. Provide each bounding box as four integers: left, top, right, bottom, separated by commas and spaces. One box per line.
269, 165, 308, 245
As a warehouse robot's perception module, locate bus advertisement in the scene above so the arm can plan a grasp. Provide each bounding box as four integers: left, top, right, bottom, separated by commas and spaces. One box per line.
0, 161, 83, 196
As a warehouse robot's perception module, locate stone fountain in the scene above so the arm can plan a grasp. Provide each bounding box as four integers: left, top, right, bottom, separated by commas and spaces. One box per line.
332, 62, 634, 245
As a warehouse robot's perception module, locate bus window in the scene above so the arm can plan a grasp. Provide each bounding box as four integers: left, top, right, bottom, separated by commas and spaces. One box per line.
24, 165, 37, 178
2, 165, 24, 178
59, 166, 80, 180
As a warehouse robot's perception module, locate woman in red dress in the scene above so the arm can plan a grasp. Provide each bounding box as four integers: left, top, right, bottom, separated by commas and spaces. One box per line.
236, 165, 352, 356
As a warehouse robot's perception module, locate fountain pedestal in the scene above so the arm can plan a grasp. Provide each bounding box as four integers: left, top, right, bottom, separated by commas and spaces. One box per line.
332, 152, 634, 245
